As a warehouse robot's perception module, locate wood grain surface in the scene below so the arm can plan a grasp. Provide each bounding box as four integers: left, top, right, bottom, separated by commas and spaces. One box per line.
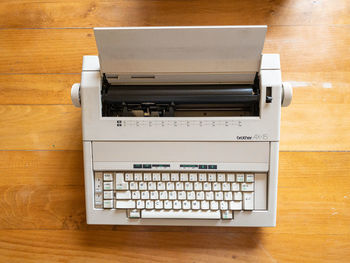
0, 0, 349, 262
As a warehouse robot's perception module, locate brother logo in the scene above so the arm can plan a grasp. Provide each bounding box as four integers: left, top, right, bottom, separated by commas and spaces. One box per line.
236, 136, 252, 140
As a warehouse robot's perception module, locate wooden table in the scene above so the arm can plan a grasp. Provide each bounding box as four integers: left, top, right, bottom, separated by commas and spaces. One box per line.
0, 0, 349, 262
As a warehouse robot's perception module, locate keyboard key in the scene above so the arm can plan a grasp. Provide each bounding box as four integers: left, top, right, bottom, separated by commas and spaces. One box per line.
116, 200, 135, 209
150, 191, 159, 200
192, 201, 200, 210
241, 183, 254, 192
224, 192, 232, 200
141, 210, 220, 219
199, 173, 207, 181
159, 191, 168, 200
164, 200, 173, 209
134, 173, 142, 181
236, 174, 245, 182
173, 200, 182, 210
155, 200, 163, 209
124, 173, 133, 181
103, 191, 113, 199
95, 193, 103, 206
196, 191, 205, 200
217, 173, 225, 182
139, 182, 147, 190
203, 182, 212, 191
234, 192, 242, 201
103, 199, 113, 209
103, 181, 113, 190
210, 201, 219, 210
103, 173, 113, 181
176, 182, 184, 190
180, 173, 188, 181
194, 182, 203, 191
222, 183, 230, 191
144, 173, 152, 181
171, 173, 179, 181
148, 182, 156, 190
215, 192, 223, 200
227, 173, 235, 182
146, 200, 154, 209
128, 209, 140, 218
205, 191, 214, 200
220, 201, 228, 210
208, 173, 216, 182
94, 173, 103, 193
161, 173, 170, 181
185, 182, 193, 191
137, 200, 145, 209
246, 174, 255, 182
178, 191, 186, 200
129, 182, 138, 190
231, 183, 240, 191
167, 182, 175, 190
201, 200, 210, 210
115, 173, 128, 190
243, 193, 254, 210
221, 210, 233, 220
169, 191, 177, 200
141, 191, 149, 199
157, 182, 166, 190
132, 191, 140, 199
152, 173, 161, 181
189, 173, 197, 181
213, 182, 221, 191
183, 200, 191, 210
229, 201, 242, 210
187, 191, 195, 200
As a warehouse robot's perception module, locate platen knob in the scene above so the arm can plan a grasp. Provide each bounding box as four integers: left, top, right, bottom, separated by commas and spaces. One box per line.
71, 83, 81, 107
281, 82, 293, 107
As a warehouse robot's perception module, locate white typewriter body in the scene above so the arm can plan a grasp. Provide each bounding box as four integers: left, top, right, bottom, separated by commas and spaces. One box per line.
72, 26, 292, 227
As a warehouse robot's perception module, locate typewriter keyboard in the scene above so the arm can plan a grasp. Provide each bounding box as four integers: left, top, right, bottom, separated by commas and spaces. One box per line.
94, 171, 266, 220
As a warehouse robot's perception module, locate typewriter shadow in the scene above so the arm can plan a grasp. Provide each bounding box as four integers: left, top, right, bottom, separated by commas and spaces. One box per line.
82, 224, 263, 254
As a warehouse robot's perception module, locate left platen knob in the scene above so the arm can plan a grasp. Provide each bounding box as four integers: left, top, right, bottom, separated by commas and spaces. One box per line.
71, 83, 81, 107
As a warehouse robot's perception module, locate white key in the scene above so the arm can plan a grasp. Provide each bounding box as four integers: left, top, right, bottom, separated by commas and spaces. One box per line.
220, 201, 228, 210
157, 182, 166, 190
129, 182, 138, 190
210, 201, 219, 210
171, 173, 179, 181
173, 200, 182, 210
116, 191, 131, 199
115, 173, 128, 190
196, 191, 205, 200
141, 210, 221, 219
150, 191, 159, 200
144, 173, 152, 181
159, 191, 168, 200
128, 209, 140, 218
243, 192, 254, 210
94, 173, 103, 193
95, 193, 103, 206
103, 181, 113, 190
187, 191, 195, 200
164, 200, 173, 209
167, 182, 175, 190
141, 191, 149, 199
194, 182, 203, 191
185, 182, 193, 191
139, 182, 147, 190
217, 173, 225, 182
103, 173, 113, 181
205, 191, 214, 200
203, 182, 212, 191
215, 192, 223, 200
229, 201, 242, 210
103, 199, 113, 209
178, 191, 186, 200
116, 200, 135, 209
134, 173, 142, 181
221, 210, 233, 220
236, 174, 245, 182
148, 182, 157, 190
180, 173, 188, 181
213, 182, 221, 191
161, 173, 170, 181
199, 173, 207, 181
246, 174, 255, 182
103, 191, 113, 199
152, 173, 161, 181
231, 183, 240, 191
201, 200, 210, 210
136, 200, 145, 209
227, 173, 235, 182
146, 200, 154, 209
155, 200, 163, 209
169, 191, 177, 200
124, 173, 133, 181
182, 200, 191, 210
208, 173, 216, 182
192, 200, 200, 210
222, 183, 230, 191
176, 182, 184, 190
189, 173, 197, 181
241, 183, 254, 192
224, 192, 233, 200
132, 191, 140, 200
234, 192, 242, 201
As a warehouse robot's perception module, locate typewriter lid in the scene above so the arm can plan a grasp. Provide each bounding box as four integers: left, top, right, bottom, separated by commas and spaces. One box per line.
94, 26, 267, 75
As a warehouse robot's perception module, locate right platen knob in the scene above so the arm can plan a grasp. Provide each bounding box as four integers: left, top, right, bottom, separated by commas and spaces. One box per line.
281, 82, 293, 107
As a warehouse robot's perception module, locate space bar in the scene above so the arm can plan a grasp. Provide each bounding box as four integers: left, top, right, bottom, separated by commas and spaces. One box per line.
141, 210, 221, 219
